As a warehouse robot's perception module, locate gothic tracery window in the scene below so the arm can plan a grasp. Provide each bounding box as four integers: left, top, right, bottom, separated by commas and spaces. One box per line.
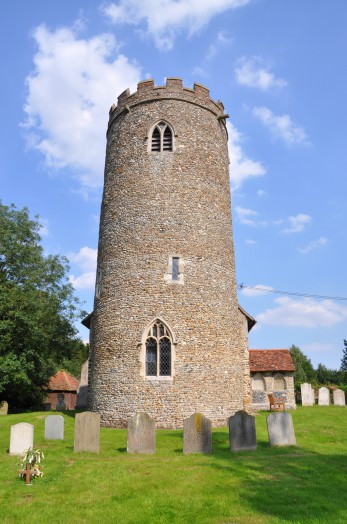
145, 320, 172, 377
150, 121, 173, 152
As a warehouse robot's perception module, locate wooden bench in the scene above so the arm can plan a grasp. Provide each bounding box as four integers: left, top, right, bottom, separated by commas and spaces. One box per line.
268, 394, 285, 412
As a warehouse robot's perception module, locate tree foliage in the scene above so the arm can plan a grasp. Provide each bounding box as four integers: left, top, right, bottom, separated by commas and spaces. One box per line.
340, 339, 347, 377
289, 345, 317, 386
0, 202, 87, 411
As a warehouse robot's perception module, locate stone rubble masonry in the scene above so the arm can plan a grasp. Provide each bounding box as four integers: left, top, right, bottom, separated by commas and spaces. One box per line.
88, 78, 252, 428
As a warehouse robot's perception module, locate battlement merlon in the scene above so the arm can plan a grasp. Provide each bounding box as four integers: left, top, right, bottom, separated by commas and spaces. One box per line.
108, 78, 229, 130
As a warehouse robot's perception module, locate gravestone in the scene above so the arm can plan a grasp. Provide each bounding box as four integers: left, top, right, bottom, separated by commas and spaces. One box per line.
267, 413, 296, 446
333, 389, 346, 406
127, 413, 155, 454
318, 387, 330, 406
9, 422, 34, 455
228, 410, 257, 452
0, 400, 8, 415
74, 411, 100, 453
45, 415, 64, 440
183, 413, 212, 454
301, 383, 314, 406
76, 359, 89, 408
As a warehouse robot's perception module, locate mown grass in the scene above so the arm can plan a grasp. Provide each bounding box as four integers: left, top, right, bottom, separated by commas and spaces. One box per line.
0, 406, 346, 523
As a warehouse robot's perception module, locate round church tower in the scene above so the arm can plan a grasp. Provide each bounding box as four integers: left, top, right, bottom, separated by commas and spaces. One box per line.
88, 78, 252, 428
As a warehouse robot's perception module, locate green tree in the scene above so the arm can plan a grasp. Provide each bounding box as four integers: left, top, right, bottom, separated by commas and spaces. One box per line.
0, 202, 86, 411
340, 340, 347, 384
289, 344, 317, 386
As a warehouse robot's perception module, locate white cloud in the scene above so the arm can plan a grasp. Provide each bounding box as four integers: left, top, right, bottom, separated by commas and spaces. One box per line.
240, 284, 274, 296
298, 237, 328, 254
69, 271, 96, 290
283, 213, 311, 234
206, 30, 233, 60
253, 106, 310, 146
68, 246, 98, 272
22, 24, 141, 189
235, 206, 267, 227
257, 189, 267, 198
227, 122, 266, 188
257, 297, 347, 328
102, 0, 250, 50
245, 239, 257, 245
39, 218, 49, 236
235, 56, 287, 91
68, 246, 97, 290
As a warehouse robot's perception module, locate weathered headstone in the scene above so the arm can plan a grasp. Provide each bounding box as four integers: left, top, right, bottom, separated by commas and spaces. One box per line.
45, 415, 64, 440
333, 389, 346, 406
0, 400, 8, 415
9, 422, 34, 455
183, 413, 212, 454
74, 411, 100, 453
228, 410, 257, 452
301, 383, 314, 406
127, 413, 155, 454
267, 413, 296, 446
76, 360, 89, 409
318, 386, 330, 406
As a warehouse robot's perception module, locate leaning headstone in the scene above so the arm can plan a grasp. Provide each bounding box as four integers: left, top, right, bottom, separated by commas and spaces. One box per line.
9, 423, 34, 455
74, 411, 100, 453
318, 387, 330, 406
228, 410, 257, 452
45, 415, 64, 440
0, 400, 8, 415
301, 383, 314, 406
127, 413, 155, 454
267, 413, 296, 446
333, 389, 346, 406
183, 413, 212, 454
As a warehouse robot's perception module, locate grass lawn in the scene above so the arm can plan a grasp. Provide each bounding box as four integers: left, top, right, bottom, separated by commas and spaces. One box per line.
0, 406, 346, 523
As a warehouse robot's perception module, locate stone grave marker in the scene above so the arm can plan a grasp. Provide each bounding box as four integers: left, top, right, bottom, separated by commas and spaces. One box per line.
333, 389, 346, 406
127, 413, 155, 454
228, 410, 257, 452
74, 411, 100, 453
0, 400, 8, 415
267, 413, 296, 446
45, 415, 64, 440
301, 383, 314, 406
9, 422, 34, 455
183, 413, 212, 454
318, 387, 330, 406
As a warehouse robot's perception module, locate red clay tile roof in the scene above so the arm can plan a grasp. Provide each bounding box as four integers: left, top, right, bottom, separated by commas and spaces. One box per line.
48, 371, 79, 392
249, 349, 295, 372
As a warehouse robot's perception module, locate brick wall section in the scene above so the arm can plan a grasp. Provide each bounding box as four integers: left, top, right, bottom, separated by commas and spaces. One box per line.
88, 78, 251, 428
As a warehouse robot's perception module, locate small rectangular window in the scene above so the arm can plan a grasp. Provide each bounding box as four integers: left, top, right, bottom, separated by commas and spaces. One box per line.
172, 257, 179, 280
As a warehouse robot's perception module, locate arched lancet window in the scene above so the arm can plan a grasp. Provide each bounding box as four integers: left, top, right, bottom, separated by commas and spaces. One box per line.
274, 373, 286, 391
150, 121, 173, 152
252, 373, 265, 391
145, 320, 172, 376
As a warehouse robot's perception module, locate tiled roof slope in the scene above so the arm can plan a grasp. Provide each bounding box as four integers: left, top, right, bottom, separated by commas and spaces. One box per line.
249, 349, 295, 372
48, 371, 79, 392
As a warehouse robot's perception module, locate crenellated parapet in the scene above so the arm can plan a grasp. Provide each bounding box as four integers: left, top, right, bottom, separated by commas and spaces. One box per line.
108, 77, 228, 131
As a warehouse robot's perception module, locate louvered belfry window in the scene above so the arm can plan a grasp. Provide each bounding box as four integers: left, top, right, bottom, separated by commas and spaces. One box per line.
145, 320, 172, 376
151, 122, 173, 152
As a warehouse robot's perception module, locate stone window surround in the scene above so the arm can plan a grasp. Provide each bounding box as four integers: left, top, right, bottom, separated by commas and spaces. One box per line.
139, 317, 177, 380
147, 120, 176, 153
164, 255, 184, 284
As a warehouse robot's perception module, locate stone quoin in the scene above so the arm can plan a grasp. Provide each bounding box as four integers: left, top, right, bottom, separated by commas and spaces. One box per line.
84, 78, 255, 428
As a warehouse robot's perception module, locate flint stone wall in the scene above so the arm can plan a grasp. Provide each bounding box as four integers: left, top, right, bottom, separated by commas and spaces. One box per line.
88, 78, 251, 428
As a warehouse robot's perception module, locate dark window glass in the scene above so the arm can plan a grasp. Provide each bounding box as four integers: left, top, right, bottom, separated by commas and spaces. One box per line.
172, 257, 179, 280
146, 338, 157, 375
160, 337, 171, 376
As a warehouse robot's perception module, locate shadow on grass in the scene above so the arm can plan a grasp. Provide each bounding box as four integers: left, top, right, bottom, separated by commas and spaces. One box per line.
209, 432, 347, 523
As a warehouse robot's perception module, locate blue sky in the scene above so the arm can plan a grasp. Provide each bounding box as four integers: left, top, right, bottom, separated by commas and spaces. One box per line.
2, 0, 347, 369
